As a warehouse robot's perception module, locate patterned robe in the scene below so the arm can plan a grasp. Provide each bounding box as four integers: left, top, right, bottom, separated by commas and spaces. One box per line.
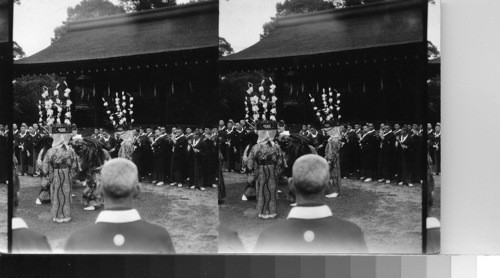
247, 142, 285, 217
42, 145, 78, 222
325, 139, 342, 194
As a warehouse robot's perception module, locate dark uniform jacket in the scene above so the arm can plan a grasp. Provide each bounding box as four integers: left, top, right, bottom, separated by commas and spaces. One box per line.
254, 205, 367, 253
64, 209, 175, 254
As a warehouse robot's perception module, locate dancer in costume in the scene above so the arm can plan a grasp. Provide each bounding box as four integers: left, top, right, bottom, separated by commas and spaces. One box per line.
324, 126, 342, 198
41, 125, 78, 223
117, 129, 136, 160
241, 132, 258, 201
72, 138, 110, 211
278, 133, 315, 204
247, 121, 285, 219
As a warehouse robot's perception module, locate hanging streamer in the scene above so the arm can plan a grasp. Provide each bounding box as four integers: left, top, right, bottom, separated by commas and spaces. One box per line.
363, 81, 366, 93
171, 81, 175, 95
316, 80, 319, 93
301, 80, 304, 93
80, 85, 84, 99
289, 82, 293, 95
108, 82, 111, 96
189, 80, 193, 93
139, 84, 142, 97
380, 77, 384, 91
93, 83, 96, 97
153, 83, 156, 98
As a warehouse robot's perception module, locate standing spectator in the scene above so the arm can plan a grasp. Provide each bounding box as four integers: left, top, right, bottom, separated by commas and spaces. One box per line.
378, 124, 396, 184
399, 127, 415, 187
433, 124, 441, 175
16, 123, 30, 176
0, 126, 8, 183
359, 124, 377, 182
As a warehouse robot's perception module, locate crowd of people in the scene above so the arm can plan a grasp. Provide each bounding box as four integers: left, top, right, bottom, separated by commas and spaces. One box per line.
213, 119, 441, 220
3, 118, 441, 253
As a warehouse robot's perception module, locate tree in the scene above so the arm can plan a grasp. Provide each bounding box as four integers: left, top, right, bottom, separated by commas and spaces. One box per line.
52, 0, 126, 43
261, 0, 336, 39
219, 37, 234, 57
428, 76, 440, 122
13, 75, 60, 125
340, 0, 386, 7
119, 0, 176, 12
428, 41, 440, 60
275, 0, 335, 17
13, 41, 25, 59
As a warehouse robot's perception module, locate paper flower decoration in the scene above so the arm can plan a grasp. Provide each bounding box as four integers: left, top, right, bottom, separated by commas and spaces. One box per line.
309, 86, 341, 124
102, 91, 135, 128
243, 78, 278, 122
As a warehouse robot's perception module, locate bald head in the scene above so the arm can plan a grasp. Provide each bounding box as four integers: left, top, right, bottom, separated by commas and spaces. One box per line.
292, 154, 330, 195
100, 158, 138, 200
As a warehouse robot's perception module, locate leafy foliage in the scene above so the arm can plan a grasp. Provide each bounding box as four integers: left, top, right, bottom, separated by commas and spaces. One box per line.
119, 0, 176, 12
13, 75, 60, 125
219, 37, 234, 57
13, 41, 25, 59
428, 76, 440, 122
428, 41, 440, 60
261, 0, 336, 39
52, 0, 126, 43
219, 71, 269, 121
275, 0, 335, 17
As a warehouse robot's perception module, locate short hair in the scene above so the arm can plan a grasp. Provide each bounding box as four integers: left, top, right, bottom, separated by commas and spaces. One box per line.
100, 158, 138, 199
292, 154, 330, 195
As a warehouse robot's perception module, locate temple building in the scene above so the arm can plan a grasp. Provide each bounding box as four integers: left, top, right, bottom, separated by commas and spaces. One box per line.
221, 0, 427, 124
15, 0, 218, 127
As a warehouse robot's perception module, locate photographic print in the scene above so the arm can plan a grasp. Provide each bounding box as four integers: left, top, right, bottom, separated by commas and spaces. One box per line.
218, 0, 440, 253
11, 0, 219, 254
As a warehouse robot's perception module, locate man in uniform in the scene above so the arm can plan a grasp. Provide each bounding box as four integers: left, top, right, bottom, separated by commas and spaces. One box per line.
359, 124, 378, 182
225, 121, 237, 172
433, 124, 441, 175
91, 128, 101, 140
254, 154, 367, 253
378, 124, 396, 184
64, 158, 175, 253
170, 128, 188, 187
151, 128, 167, 186
16, 123, 30, 176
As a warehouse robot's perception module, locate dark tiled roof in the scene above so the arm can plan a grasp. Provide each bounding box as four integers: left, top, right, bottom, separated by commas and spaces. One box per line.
222, 0, 423, 62
16, 0, 218, 65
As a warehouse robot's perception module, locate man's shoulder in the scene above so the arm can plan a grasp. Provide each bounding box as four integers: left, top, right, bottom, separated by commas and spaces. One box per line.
13, 227, 47, 240
12, 228, 51, 253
